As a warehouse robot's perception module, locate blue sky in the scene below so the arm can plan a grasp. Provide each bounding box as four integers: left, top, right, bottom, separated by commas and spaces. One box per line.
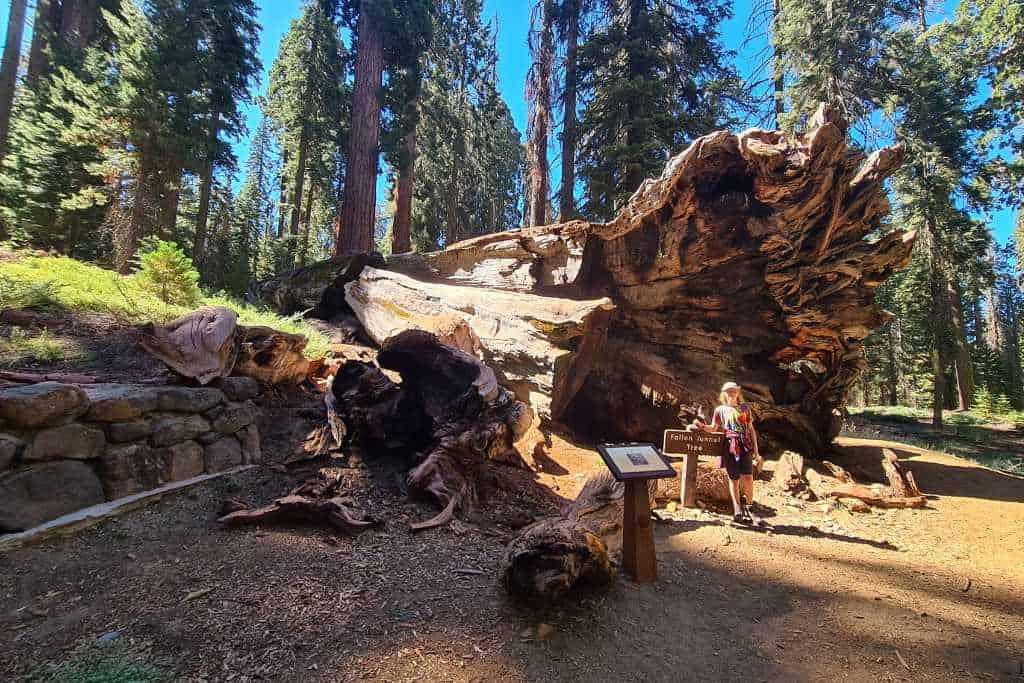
2, 0, 1015, 241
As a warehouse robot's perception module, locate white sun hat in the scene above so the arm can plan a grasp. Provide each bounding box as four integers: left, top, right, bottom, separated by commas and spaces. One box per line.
720, 381, 741, 392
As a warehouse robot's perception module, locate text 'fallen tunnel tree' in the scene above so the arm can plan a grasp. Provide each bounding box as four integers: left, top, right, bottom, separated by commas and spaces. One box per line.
261, 105, 914, 458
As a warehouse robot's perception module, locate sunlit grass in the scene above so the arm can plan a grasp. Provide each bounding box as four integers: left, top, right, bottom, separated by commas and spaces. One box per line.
0, 252, 329, 358
0, 328, 68, 366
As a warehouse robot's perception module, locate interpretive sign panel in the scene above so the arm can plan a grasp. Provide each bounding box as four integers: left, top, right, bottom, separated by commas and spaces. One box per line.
596, 443, 676, 482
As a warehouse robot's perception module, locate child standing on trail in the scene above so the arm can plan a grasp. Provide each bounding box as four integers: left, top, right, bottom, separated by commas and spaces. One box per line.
695, 381, 760, 524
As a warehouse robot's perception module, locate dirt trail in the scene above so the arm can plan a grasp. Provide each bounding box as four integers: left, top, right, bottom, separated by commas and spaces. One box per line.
1, 432, 1022, 682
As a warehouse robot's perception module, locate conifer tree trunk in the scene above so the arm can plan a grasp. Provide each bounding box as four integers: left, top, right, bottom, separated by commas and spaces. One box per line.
295, 181, 315, 267
289, 124, 310, 237
622, 0, 645, 199
392, 128, 416, 254
527, 0, 554, 227
277, 148, 289, 237
156, 158, 182, 239
336, 0, 384, 255
0, 0, 28, 163
926, 214, 945, 430
27, 0, 60, 82
558, 0, 578, 221
984, 287, 1003, 351
59, 0, 97, 47
947, 276, 974, 409
123, 145, 157, 273
193, 117, 220, 268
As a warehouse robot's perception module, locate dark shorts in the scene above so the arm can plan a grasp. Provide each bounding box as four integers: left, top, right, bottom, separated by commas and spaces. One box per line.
721, 452, 753, 481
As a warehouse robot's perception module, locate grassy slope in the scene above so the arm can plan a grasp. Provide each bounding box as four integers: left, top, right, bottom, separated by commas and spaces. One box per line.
0, 253, 329, 358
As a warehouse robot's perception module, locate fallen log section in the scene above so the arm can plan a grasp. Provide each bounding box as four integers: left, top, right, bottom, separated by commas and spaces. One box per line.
219, 468, 380, 535
804, 457, 927, 509
259, 106, 915, 457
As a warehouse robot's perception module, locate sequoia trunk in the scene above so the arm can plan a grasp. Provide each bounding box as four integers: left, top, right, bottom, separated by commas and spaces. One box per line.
336, 0, 384, 254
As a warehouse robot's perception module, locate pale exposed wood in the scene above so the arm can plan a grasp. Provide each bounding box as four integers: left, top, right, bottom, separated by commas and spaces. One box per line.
345, 266, 614, 423
772, 451, 807, 492
882, 448, 923, 498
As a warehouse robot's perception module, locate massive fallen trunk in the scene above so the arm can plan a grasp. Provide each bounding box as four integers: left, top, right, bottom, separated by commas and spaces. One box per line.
261, 106, 912, 456
385, 106, 912, 455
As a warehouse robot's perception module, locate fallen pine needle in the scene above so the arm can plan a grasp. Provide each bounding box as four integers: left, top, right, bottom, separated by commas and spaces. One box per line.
896, 650, 910, 670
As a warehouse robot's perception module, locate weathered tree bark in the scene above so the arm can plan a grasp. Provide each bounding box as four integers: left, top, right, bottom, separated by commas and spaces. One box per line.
947, 276, 973, 410
27, 0, 61, 82
926, 215, 946, 430
345, 266, 615, 424
805, 459, 925, 509
558, 0, 579, 221
880, 448, 922, 498
772, 451, 807, 493
327, 330, 532, 526
392, 128, 416, 254
336, 0, 384, 254
0, 0, 28, 163
257, 252, 384, 317
526, 0, 554, 227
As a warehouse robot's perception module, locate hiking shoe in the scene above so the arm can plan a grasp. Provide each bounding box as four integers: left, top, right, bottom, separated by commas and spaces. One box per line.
733, 514, 749, 525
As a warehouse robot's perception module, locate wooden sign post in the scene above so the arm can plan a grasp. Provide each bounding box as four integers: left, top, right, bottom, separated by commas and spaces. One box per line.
662, 430, 726, 508
596, 443, 676, 583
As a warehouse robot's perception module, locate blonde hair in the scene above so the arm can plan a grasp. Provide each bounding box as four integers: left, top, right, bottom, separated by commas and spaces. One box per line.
719, 390, 744, 406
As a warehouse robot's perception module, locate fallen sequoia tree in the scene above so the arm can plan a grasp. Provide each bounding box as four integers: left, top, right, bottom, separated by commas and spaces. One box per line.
264, 105, 913, 457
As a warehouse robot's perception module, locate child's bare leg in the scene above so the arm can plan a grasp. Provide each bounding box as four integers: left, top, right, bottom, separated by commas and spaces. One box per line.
729, 478, 743, 516
741, 474, 754, 506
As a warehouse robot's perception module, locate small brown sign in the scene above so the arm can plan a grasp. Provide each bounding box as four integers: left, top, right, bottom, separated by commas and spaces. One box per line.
662, 430, 725, 510
662, 429, 725, 459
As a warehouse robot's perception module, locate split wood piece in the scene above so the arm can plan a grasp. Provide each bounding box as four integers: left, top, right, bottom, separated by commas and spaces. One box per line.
882, 448, 923, 498
0, 370, 99, 384
805, 468, 926, 509
218, 495, 379, 535
365, 104, 913, 456
140, 306, 314, 385
822, 460, 856, 484
327, 330, 532, 529
345, 266, 615, 424
772, 451, 807, 493
255, 252, 385, 316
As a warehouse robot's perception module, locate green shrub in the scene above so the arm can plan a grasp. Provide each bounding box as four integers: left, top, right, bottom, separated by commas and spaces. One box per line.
132, 238, 201, 307
0, 272, 63, 310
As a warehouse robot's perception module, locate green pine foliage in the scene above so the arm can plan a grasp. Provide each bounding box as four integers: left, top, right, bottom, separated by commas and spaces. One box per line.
575, 0, 746, 220
132, 237, 202, 306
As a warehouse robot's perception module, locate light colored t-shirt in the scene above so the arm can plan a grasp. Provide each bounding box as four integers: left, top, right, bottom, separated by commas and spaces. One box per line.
712, 403, 753, 434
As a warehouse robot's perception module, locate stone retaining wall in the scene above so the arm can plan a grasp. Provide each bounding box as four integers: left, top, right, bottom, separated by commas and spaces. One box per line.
0, 378, 263, 532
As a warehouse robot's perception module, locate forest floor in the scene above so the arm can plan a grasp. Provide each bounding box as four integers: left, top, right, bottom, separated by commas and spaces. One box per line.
2, 391, 1022, 681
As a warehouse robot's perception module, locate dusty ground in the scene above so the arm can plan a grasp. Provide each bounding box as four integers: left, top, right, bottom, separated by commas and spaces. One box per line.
1, 417, 1022, 682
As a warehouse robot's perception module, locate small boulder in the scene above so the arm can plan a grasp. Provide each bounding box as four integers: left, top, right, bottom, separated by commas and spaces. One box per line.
98, 442, 162, 499
215, 377, 260, 401
150, 414, 211, 447
0, 433, 24, 470
204, 436, 244, 472
23, 423, 106, 463
82, 385, 159, 422
157, 441, 205, 482
0, 382, 88, 428
156, 386, 224, 413
0, 460, 105, 531
106, 418, 154, 443
207, 401, 259, 434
